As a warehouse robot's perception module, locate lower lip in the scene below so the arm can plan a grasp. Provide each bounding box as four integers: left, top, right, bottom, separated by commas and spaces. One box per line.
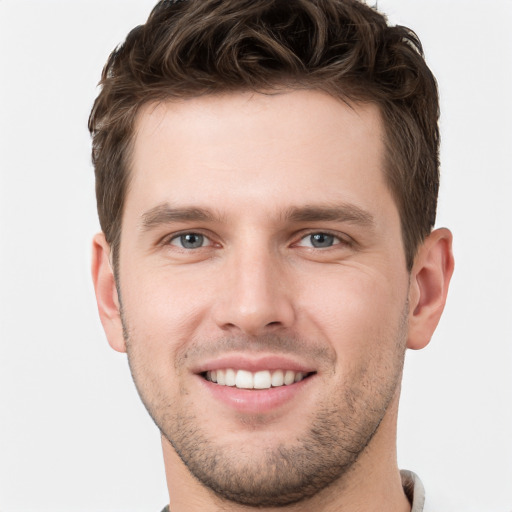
199, 375, 314, 414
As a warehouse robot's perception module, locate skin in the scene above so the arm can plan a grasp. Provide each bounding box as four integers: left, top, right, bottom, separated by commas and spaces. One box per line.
92, 90, 454, 512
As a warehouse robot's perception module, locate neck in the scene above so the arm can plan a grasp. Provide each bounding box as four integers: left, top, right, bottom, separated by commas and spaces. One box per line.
161, 392, 410, 512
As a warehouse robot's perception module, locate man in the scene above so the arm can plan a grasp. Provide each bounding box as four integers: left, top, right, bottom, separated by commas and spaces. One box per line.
89, 0, 454, 510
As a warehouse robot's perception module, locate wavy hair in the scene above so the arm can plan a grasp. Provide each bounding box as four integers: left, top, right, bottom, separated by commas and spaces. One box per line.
89, 0, 439, 271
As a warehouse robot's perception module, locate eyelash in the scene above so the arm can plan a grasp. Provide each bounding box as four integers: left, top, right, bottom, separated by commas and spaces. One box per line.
163, 230, 352, 250
166, 232, 213, 249
295, 231, 351, 249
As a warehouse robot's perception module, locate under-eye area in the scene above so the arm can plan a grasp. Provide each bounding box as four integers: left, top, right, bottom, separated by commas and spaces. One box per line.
202, 369, 316, 389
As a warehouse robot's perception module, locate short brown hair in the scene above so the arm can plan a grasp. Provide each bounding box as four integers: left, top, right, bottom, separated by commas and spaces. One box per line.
89, 0, 440, 271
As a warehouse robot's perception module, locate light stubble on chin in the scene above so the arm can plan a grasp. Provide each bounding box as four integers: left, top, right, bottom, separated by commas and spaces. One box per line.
161, 388, 388, 507
122, 313, 408, 507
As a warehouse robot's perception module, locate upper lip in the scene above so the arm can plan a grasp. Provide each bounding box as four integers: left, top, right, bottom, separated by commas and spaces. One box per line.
192, 354, 316, 374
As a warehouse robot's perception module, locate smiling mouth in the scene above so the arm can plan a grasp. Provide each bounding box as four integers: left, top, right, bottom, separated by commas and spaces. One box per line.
203, 369, 315, 390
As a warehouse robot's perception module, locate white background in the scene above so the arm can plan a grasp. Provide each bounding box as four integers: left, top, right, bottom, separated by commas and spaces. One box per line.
0, 1, 511, 511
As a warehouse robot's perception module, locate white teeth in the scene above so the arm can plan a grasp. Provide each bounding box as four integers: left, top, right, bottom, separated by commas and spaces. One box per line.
284, 370, 295, 385
235, 370, 253, 389
205, 369, 308, 389
271, 369, 284, 387
253, 371, 271, 389
225, 368, 236, 387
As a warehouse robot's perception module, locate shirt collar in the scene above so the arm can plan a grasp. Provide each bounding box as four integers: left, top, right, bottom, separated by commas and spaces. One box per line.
401, 469, 426, 512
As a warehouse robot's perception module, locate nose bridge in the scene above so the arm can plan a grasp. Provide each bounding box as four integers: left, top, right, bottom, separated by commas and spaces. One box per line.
213, 235, 295, 334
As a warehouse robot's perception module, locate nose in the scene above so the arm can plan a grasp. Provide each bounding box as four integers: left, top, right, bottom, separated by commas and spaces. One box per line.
211, 244, 296, 336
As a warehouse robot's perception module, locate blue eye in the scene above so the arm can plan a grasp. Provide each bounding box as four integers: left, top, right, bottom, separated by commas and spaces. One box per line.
298, 233, 339, 248
170, 233, 209, 249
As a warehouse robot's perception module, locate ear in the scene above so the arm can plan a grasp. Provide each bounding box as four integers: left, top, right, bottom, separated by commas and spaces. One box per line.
407, 228, 454, 350
91, 233, 127, 353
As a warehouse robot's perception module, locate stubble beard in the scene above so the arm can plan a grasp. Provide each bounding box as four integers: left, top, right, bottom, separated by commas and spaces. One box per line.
159, 382, 401, 507
123, 311, 407, 508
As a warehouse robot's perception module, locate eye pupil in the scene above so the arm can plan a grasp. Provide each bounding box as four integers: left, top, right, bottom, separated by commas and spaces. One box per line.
180, 233, 204, 248
311, 233, 334, 248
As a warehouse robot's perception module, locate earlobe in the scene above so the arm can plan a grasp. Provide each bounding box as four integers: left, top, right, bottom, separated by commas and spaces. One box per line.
91, 233, 127, 353
407, 228, 454, 350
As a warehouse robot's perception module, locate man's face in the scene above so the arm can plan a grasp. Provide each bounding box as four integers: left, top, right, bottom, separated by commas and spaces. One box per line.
117, 90, 411, 505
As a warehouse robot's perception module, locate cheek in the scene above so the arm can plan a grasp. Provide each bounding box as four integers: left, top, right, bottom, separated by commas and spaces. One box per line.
296, 265, 408, 354
120, 269, 216, 358
120, 272, 212, 405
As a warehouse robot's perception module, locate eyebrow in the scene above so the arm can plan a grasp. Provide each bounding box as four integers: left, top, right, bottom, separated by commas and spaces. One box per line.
140, 204, 220, 230
283, 204, 375, 227
139, 202, 375, 231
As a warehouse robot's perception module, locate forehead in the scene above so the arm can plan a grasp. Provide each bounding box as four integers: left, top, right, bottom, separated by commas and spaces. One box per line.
126, 90, 393, 221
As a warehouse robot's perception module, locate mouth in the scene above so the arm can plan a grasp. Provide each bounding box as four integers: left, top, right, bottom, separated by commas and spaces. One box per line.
202, 368, 315, 390
193, 355, 318, 413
